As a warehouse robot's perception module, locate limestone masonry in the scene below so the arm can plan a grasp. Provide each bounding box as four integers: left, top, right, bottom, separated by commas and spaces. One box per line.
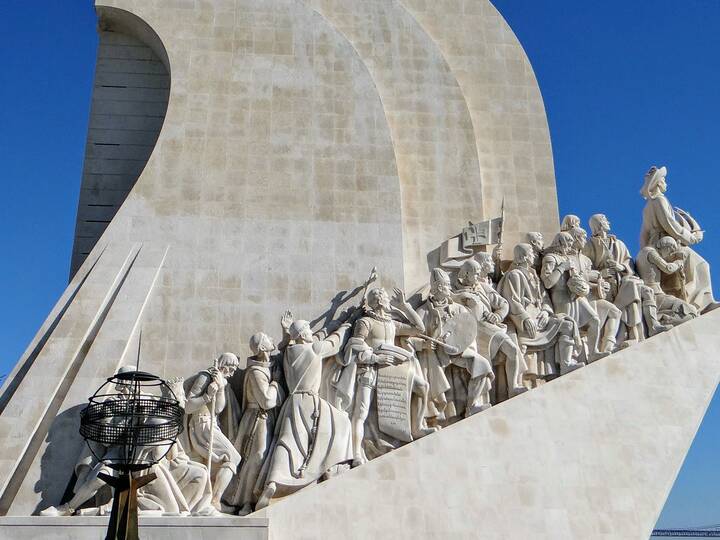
0, 1, 717, 539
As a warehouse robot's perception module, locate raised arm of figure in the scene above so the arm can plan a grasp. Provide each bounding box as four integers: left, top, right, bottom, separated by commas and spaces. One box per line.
391, 287, 425, 333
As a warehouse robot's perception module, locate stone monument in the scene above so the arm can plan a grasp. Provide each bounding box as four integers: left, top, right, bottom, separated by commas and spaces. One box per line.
0, 1, 718, 539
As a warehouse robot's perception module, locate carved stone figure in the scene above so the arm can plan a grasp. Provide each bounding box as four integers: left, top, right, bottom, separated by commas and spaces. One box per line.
40, 366, 140, 516
566, 227, 623, 352
183, 353, 242, 511
138, 377, 217, 516
636, 237, 699, 326
498, 244, 582, 378
254, 317, 353, 508
414, 268, 494, 424
526, 232, 544, 273
584, 214, 669, 339
541, 232, 607, 364
640, 165, 717, 312
453, 256, 527, 400
228, 333, 284, 516
342, 287, 433, 465
560, 214, 581, 232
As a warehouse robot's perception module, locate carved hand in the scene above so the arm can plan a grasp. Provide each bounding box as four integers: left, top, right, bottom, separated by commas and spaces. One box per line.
207, 381, 219, 398
391, 287, 408, 307
522, 318, 537, 338
485, 312, 502, 325
537, 310, 549, 328
376, 354, 396, 366
280, 309, 294, 331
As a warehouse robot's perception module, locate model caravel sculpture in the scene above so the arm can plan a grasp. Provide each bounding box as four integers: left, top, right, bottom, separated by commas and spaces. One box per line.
79, 369, 184, 540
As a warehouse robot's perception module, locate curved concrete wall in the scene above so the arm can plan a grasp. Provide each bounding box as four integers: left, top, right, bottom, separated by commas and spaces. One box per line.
70, 16, 170, 277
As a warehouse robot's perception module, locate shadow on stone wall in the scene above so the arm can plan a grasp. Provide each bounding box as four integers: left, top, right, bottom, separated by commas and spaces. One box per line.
33, 404, 88, 514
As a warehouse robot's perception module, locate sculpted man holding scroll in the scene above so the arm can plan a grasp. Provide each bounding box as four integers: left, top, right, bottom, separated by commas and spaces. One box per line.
343, 287, 434, 466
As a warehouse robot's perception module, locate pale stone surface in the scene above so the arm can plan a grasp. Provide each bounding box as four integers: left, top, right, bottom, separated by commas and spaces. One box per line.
259, 309, 720, 539
0, 516, 268, 540
0, 0, 572, 524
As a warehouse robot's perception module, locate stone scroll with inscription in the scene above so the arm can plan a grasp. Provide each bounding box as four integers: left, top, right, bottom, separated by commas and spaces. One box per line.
376, 362, 414, 443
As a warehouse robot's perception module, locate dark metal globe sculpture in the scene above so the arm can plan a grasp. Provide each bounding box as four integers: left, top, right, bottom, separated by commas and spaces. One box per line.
79, 370, 184, 540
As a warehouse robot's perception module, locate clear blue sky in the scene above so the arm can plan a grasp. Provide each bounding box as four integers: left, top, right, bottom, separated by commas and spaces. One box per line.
0, 0, 717, 530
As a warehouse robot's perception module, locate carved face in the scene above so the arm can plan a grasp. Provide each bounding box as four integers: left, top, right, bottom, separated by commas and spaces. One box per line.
431, 278, 452, 299
256, 333, 275, 354
656, 237, 677, 260
572, 229, 587, 250
296, 321, 314, 343
513, 244, 535, 267
528, 233, 543, 253
114, 381, 132, 396
479, 257, 494, 276
590, 214, 610, 234
250, 332, 274, 355
523, 248, 536, 267
551, 233, 573, 255
368, 288, 391, 311
220, 364, 237, 379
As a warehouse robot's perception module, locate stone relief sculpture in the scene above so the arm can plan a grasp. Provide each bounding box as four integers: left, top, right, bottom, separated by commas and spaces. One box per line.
414, 268, 493, 425
254, 315, 355, 508
560, 214, 581, 232
566, 226, 623, 352
526, 231, 545, 273
541, 232, 603, 366
498, 244, 582, 382
640, 166, 718, 312
453, 256, 527, 401
636, 236, 699, 326
138, 377, 217, 516
42, 164, 715, 518
227, 333, 284, 516
41, 366, 139, 516
342, 287, 434, 465
183, 353, 242, 511
584, 214, 670, 341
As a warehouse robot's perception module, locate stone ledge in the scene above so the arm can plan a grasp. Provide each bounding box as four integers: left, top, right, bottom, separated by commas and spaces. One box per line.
0, 515, 269, 540
0, 516, 268, 527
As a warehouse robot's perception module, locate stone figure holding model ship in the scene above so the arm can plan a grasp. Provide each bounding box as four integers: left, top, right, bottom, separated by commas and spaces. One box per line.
640, 165, 718, 312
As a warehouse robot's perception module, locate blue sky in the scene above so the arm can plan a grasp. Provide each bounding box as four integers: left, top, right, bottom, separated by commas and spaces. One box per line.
0, 0, 717, 530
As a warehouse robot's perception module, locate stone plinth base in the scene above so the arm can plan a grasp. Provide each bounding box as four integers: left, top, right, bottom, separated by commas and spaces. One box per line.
0, 516, 268, 540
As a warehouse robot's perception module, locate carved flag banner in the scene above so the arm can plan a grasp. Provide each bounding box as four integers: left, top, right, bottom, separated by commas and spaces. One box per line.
462, 217, 503, 248
440, 216, 503, 269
